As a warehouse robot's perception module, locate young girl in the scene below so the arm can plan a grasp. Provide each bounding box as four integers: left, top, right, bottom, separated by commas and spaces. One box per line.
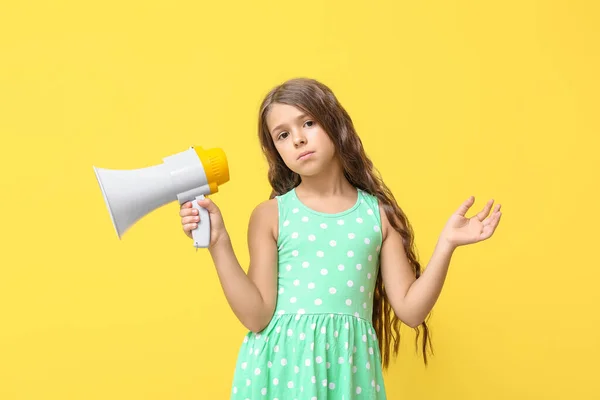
179, 78, 502, 399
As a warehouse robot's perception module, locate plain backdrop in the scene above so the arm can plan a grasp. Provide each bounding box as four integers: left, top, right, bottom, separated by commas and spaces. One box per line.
1, 1, 599, 399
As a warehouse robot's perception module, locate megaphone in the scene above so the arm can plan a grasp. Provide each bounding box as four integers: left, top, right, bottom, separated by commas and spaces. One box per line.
93, 146, 229, 248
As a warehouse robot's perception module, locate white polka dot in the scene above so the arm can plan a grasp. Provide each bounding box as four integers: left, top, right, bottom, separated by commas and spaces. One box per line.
311, 376, 316, 383
368, 254, 373, 261
292, 208, 299, 213
360, 286, 365, 292
364, 238, 370, 244
369, 347, 374, 355
274, 345, 280, 352
283, 220, 290, 226
281, 358, 287, 366
377, 385, 381, 392
316, 356, 323, 363
293, 279, 300, 286
315, 298, 322, 305
291, 232, 298, 238
329, 240, 337, 247
294, 366, 300, 373
329, 382, 336, 390
241, 362, 247, 369
305, 358, 311, 366
298, 309, 305, 314
356, 217, 363, 223
347, 251, 354, 257
367, 209, 374, 215
317, 250, 324, 257
322, 379, 328, 386
337, 219, 344, 225
367, 273, 372, 279
376, 245, 381, 252
320, 269, 328, 275
353, 366, 358, 373
347, 280, 354, 287
356, 386, 362, 394
329, 287, 337, 294
308, 234, 316, 241
338, 357, 344, 364
366, 361, 371, 369
300, 333, 306, 340
287, 328, 294, 336
292, 250, 298, 257
255, 348, 259, 355
262, 388, 268, 395
338, 264, 345, 271
356, 264, 362, 270
286, 264, 292, 271
246, 379, 251, 386
302, 216, 309, 222
290, 297, 297, 304
288, 381, 294, 388
255, 368, 261, 375
363, 303, 367, 309
321, 326, 326, 334
346, 299, 352, 306
302, 261, 310, 268
348, 232, 355, 239
374, 225, 380, 232
233, 387, 238, 394
320, 223, 327, 229
362, 334, 367, 342
268, 361, 273, 367
308, 282, 315, 289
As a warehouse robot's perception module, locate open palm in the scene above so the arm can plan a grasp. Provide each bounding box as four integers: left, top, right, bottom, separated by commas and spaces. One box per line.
441, 196, 502, 248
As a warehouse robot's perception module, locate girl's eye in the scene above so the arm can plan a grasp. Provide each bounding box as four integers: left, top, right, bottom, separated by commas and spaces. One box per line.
278, 132, 289, 140
304, 120, 314, 128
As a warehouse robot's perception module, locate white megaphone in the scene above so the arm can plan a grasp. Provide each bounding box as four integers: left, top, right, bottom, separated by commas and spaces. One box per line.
93, 146, 230, 248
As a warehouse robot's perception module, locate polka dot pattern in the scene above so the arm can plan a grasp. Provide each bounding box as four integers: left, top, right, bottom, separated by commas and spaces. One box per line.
230, 188, 385, 398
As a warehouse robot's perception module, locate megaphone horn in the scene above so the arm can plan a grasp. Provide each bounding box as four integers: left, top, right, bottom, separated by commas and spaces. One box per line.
93, 146, 229, 248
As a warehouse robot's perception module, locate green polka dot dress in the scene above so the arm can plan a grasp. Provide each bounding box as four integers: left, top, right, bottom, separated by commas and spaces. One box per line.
230, 187, 386, 399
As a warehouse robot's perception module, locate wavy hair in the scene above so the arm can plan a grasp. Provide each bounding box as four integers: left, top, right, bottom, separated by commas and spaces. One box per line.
257, 78, 433, 367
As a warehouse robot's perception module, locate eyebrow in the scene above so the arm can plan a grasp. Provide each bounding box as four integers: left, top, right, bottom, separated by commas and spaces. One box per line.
270, 113, 308, 136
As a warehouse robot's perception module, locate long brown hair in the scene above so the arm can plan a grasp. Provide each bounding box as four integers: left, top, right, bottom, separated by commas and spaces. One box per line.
257, 77, 433, 368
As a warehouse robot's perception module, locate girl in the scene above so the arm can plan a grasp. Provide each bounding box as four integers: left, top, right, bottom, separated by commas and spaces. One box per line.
179, 78, 502, 399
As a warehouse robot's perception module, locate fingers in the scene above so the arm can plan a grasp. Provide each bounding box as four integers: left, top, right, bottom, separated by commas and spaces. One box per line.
183, 222, 198, 234
476, 199, 495, 221
179, 205, 199, 218
456, 196, 475, 216
196, 197, 220, 214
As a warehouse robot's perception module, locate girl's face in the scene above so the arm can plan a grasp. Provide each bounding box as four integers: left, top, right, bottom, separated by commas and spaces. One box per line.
266, 103, 337, 177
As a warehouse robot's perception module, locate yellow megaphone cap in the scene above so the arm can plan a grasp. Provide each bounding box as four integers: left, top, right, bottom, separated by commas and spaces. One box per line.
195, 147, 230, 189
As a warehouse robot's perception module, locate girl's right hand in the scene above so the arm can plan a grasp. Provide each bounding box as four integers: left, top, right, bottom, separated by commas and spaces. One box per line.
179, 197, 229, 248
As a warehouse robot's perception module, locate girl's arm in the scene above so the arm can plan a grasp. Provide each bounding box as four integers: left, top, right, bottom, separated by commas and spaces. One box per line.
207, 199, 279, 333
378, 205, 456, 328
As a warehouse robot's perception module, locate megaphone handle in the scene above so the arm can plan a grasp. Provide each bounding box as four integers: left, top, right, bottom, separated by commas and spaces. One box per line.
191, 195, 210, 248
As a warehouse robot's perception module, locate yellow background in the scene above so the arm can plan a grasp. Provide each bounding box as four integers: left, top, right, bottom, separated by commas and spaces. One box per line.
1, 0, 599, 399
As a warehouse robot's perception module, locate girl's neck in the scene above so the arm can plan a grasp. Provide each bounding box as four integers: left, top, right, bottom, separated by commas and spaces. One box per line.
295, 159, 355, 199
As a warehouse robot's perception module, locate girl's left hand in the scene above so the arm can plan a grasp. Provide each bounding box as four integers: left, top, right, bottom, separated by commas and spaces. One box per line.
440, 196, 502, 249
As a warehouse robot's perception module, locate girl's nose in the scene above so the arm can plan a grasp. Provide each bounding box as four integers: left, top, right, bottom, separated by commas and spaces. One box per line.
293, 133, 306, 147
